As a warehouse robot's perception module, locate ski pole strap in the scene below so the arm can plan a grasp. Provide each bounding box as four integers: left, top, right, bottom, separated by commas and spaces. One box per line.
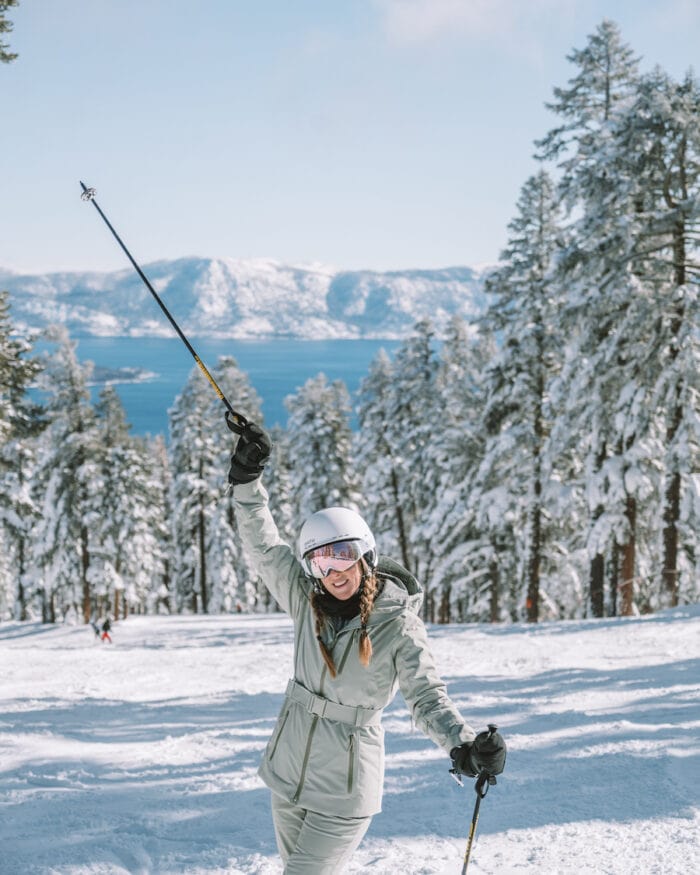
225, 409, 248, 434
285, 679, 383, 727
475, 771, 496, 798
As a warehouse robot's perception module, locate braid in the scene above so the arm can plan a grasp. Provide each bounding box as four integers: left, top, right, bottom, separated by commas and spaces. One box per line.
311, 590, 338, 678
358, 567, 378, 668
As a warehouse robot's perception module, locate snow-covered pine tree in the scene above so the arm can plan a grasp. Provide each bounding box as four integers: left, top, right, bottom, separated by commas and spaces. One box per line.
356, 348, 409, 566
378, 319, 441, 616
480, 172, 566, 622
538, 19, 643, 616
203, 356, 264, 612
608, 68, 700, 606
168, 367, 220, 613
285, 373, 359, 523
0, 0, 18, 64
0, 291, 44, 619
421, 316, 498, 622
536, 18, 640, 206
31, 327, 102, 623
92, 387, 171, 618
147, 434, 174, 614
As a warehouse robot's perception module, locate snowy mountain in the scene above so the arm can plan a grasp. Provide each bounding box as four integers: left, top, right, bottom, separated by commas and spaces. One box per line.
1, 258, 488, 340
2, 607, 698, 873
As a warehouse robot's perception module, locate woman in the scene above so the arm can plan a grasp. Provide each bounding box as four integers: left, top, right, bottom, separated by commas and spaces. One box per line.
229, 423, 506, 874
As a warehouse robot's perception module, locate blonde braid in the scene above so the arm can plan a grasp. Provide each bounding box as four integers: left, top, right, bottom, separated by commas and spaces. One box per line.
358, 567, 378, 667
311, 590, 338, 678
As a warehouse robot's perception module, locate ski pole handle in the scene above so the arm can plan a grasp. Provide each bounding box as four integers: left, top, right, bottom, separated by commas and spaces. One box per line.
475, 724, 499, 798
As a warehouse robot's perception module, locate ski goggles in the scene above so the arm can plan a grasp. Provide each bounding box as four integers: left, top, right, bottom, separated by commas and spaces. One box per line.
303, 540, 367, 579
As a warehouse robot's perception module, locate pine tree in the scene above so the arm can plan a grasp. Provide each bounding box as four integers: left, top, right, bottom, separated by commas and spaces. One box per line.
422, 316, 497, 622
203, 356, 263, 612
31, 327, 101, 623
0, 291, 44, 619
168, 368, 219, 613
169, 356, 263, 613
538, 19, 643, 616
91, 387, 171, 618
375, 319, 441, 614
147, 435, 174, 614
356, 349, 408, 565
0, 0, 18, 64
537, 18, 640, 201
285, 374, 358, 522
481, 172, 565, 622
608, 68, 700, 606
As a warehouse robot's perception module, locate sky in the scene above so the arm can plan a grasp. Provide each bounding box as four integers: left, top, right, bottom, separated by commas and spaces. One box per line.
2, 0, 699, 276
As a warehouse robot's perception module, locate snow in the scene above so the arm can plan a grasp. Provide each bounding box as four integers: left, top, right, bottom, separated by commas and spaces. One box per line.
1, 608, 698, 874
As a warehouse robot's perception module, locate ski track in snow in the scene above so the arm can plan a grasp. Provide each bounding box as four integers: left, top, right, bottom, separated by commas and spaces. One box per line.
1, 609, 699, 874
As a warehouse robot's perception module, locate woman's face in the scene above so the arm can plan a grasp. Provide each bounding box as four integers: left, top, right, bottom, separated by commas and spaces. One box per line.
321, 560, 363, 601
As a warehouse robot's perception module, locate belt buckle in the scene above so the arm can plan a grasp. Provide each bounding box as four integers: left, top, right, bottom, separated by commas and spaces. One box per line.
308, 696, 327, 718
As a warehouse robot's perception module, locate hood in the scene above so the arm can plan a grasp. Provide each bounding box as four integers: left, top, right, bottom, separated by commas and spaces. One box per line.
372, 555, 424, 619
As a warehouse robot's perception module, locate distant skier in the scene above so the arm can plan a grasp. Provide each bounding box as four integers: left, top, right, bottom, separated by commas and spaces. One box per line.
228, 422, 507, 874
101, 617, 112, 643
91, 619, 101, 638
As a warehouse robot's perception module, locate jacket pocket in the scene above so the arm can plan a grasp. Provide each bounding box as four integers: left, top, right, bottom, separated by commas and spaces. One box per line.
269, 707, 291, 761
347, 733, 356, 794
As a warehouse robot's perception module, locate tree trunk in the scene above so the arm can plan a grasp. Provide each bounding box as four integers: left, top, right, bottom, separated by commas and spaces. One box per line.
609, 543, 619, 617
390, 467, 411, 572
619, 496, 636, 616
662, 469, 681, 606
660, 222, 685, 606
589, 440, 607, 618
526, 378, 544, 624
438, 584, 451, 624
489, 557, 500, 623
660, 146, 687, 604
198, 459, 208, 614
17, 536, 28, 621
81, 524, 91, 624
590, 553, 605, 618
526, 499, 541, 623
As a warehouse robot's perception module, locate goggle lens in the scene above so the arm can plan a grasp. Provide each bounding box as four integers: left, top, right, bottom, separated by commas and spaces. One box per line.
305, 540, 364, 579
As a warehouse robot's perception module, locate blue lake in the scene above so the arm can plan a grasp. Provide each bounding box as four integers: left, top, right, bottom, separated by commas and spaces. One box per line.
71, 337, 402, 436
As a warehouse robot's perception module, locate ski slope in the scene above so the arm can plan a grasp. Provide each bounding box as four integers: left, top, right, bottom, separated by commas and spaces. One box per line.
1, 607, 698, 874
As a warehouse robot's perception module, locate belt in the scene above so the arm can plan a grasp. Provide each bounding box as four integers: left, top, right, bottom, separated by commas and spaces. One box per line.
285, 679, 383, 727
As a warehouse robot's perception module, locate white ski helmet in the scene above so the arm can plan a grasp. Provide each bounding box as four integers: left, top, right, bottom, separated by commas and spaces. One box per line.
298, 507, 377, 574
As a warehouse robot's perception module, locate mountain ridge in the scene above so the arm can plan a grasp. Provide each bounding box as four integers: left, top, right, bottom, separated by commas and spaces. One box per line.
2, 257, 488, 340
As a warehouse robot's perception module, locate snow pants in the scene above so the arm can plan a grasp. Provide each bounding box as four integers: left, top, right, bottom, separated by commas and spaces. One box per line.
271, 792, 372, 874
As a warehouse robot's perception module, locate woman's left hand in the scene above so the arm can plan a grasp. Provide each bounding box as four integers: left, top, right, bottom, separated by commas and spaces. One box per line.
450, 729, 507, 777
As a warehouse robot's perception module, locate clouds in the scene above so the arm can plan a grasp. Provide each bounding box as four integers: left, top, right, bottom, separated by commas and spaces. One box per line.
375, 0, 575, 46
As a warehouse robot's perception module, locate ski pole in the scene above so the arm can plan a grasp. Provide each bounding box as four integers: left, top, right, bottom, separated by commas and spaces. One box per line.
79, 181, 248, 435
453, 723, 499, 875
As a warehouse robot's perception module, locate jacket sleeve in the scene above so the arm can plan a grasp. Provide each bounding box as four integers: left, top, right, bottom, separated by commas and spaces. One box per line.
393, 612, 476, 754
232, 478, 311, 617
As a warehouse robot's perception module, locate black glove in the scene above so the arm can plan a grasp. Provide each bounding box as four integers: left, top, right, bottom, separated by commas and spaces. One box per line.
450, 728, 507, 778
228, 422, 272, 485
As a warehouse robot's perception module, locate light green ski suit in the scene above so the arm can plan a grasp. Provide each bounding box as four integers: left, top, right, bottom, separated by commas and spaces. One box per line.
233, 479, 476, 868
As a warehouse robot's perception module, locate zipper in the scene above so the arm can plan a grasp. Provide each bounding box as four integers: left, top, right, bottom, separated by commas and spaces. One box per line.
268, 708, 290, 761
290, 627, 357, 805
347, 733, 356, 793
291, 663, 328, 804
292, 714, 319, 804
336, 632, 356, 675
